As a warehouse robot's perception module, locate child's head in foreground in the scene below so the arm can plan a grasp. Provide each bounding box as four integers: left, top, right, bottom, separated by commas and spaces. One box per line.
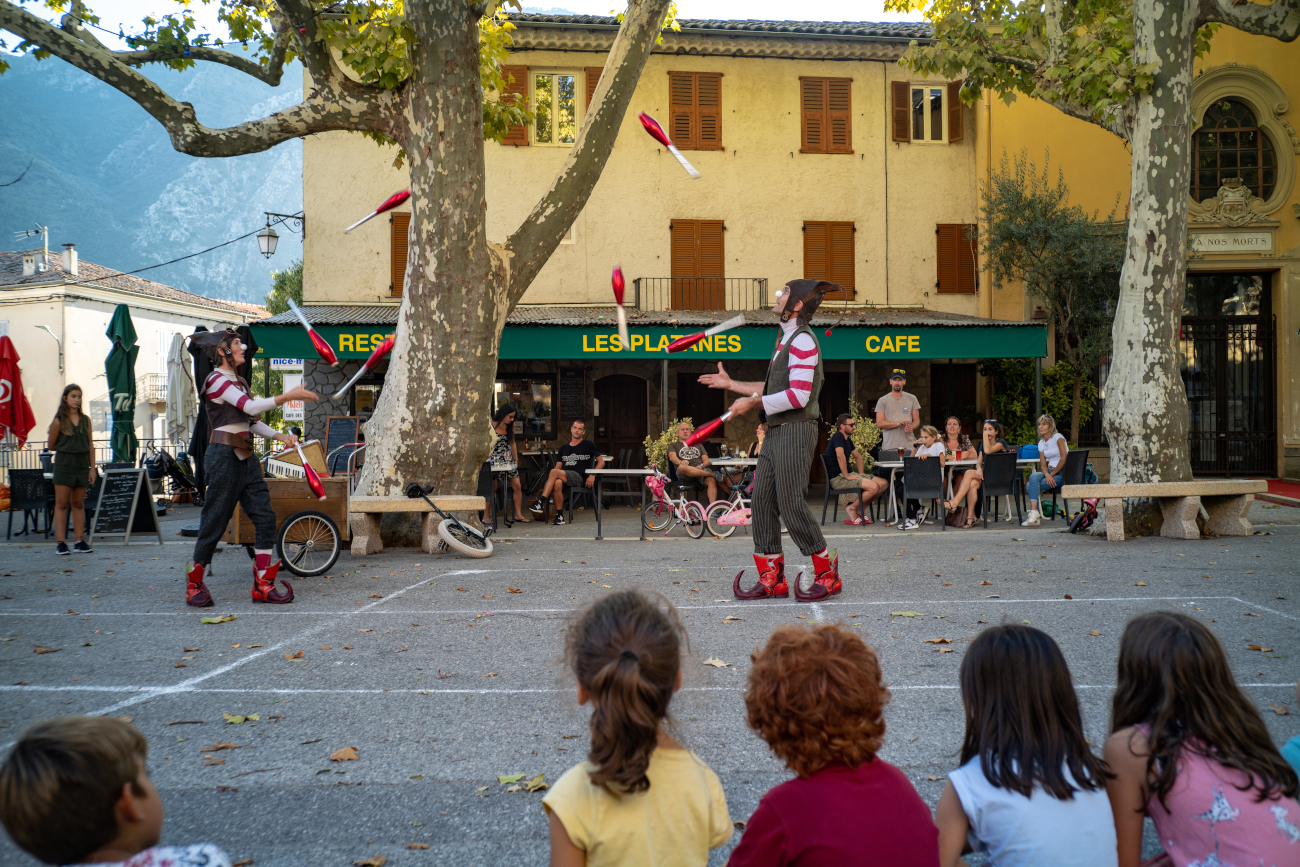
745, 623, 889, 777
566, 589, 687, 793
960, 623, 1108, 798
0, 716, 162, 865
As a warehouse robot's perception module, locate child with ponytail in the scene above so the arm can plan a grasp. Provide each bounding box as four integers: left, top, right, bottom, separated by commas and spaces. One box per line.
544, 590, 732, 867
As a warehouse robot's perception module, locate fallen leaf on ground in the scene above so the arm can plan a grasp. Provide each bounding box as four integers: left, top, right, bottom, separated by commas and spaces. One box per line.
232, 859, 255, 867
202, 742, 240, 751
1090, 630, 1102, 636
331, 747, 359, 762
734, 820, 747, 830
498, 773, 525, 784
33, 647, 59, 654
980, 594, 1001, 598
184, 647, 199, 652
506, 785, 522, 792
524, 773, 548, 792
353, 857, 386, 867
482, 595, 496, 599
927, 775, 943, 781
476, 786, 489, 792
722, 616, 744, 623
369, 594, 383, 598
456, 587, 466, 591
408, 843, 429, 850
200, 614, 236, 624
204, 758, 225, 766
360, 629, 373, 633
922, 638, 952, 644
702, 658, 733, 668
1244, 612, 1261, 617
1134, 582, 1147, 586
1247, 645, 1273, 653
283, 651, 304, 660
937, 648, 954, 653
1063, 594, 1073, 599
482, 672, 497, 677
1273, 703, 1290, 715
978, 581, 992, 585
507, 588, 522, 593
890, 611, 924, 618
438, 670, 454, 678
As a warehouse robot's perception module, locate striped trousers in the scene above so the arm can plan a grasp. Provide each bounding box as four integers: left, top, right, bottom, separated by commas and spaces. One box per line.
752, 419, 827, 556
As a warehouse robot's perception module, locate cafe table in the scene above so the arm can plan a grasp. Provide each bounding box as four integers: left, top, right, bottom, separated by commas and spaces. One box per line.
709, 457, 758, 469
586, 467, 654, 541
874, 457, 1038, 524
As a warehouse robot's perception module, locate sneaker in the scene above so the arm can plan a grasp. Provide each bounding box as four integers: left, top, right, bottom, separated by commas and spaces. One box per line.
1021, 510, 1041, 527
73, 540, 93, 553
902, 519, 919, 531
552, 514, 567, 526
55, 542, 70, 555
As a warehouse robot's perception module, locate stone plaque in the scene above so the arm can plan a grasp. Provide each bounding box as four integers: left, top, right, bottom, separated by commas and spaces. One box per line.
1190, 230, 1273, 253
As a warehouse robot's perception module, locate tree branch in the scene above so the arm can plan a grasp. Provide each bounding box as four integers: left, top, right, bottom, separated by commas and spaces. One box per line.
0, 0, 401, 156
1200, 0, 1300, 40
117, 36, 290, 86
59, 0, 105, 50
274, 0, 343, 86
504, 0, 672, 300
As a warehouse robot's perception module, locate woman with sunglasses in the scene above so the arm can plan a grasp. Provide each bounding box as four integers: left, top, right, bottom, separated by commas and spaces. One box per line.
944, 420, 1008, 529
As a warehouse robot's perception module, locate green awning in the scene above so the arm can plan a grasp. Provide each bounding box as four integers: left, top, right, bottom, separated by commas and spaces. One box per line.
250, 322, 1046, 361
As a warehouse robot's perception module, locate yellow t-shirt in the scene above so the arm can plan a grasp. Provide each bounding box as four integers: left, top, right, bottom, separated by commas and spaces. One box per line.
542, 747, 733, 867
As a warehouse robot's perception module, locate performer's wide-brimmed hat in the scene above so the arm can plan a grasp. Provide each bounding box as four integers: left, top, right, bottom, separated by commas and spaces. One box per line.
187, 327, 242, 362
779, 279, 842, 324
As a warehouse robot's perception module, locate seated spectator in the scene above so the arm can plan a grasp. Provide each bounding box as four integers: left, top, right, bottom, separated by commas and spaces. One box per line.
1022, 414, 1068, 527
936, 624, 1117, 867
826, 413, 886, 525
1285, 678, 1300, 779
728, 623, 938, 867
945, 420, 1009, 529
0, 715, 233, 867
530, 420, 603, 526
667, 421, 718, 504
1104, 612, 1300, 867
940, 416, 974, 462
747, 423, 767, 458
900, 425, 946, 531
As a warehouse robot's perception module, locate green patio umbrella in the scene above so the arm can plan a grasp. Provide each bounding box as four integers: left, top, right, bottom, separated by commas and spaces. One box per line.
106, 303, 139, 463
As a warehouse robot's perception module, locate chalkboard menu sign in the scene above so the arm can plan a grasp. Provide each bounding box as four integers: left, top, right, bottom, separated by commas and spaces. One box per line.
89, 469, 163, 545
325, 416, 361, 474
560, 370, 585, 420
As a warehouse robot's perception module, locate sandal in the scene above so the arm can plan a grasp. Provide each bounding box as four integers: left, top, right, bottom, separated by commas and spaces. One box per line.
514, 514, 532, 523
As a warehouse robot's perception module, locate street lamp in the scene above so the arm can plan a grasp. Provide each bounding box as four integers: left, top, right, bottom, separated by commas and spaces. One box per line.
34, 324, 62, 371
257, 211, 305, 258
257, 220, 279, 258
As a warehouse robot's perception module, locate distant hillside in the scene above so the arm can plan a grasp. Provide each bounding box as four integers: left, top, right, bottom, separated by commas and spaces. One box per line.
0, 52, 303, 305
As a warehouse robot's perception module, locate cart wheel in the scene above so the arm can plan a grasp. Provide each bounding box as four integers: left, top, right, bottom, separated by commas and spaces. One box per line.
277, 510, 341, 577
437, 518, 493, 559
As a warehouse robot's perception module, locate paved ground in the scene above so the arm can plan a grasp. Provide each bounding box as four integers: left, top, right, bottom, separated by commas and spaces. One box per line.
1, 498, 1297, 866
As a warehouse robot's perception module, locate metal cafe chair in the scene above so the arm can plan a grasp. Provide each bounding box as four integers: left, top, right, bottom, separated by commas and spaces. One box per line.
1045, 449, 1090, 520
902, 456, 946, 530
6, 469, 52, 540
979, 452, 1023, 528
819, 453, 876, 526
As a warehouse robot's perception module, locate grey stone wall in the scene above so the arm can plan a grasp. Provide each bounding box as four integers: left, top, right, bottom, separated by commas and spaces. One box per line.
303, 360, 361, 442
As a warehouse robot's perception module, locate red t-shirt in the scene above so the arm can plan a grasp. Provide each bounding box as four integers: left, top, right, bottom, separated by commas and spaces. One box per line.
726, 759, 939, 867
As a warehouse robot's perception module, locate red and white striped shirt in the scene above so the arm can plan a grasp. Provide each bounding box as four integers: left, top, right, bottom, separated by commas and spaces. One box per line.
761, 319, 819, 417
205, 369, 278, 437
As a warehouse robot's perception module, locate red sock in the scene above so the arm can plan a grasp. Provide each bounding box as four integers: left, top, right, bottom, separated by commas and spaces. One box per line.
812, 548, 833, 573
255, 553, 271, 573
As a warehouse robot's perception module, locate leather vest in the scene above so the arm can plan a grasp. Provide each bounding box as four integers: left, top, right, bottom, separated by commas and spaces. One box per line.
204, 372, 259, 441
763, 324, 824, 427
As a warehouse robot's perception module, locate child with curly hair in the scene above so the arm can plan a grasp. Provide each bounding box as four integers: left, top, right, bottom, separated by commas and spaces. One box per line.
728, 623, 938, 866
0, 716, 232, 866
1104, 611, 1300, 867
543, 590, 732, 867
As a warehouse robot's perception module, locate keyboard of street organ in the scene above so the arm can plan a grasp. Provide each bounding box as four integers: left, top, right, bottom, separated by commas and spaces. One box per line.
266, 439, 327, 480
267, 456, 306, 479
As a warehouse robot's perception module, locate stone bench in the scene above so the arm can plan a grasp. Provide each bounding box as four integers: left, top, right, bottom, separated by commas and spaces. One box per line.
1060, 480, 1266, 542
349, 495, 486, 555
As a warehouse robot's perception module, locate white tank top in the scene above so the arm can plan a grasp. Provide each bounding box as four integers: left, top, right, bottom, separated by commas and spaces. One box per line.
1038, 434, 1066, 469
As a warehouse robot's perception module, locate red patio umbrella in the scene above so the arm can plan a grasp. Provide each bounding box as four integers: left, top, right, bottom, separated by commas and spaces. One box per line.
0, 336, 36, 448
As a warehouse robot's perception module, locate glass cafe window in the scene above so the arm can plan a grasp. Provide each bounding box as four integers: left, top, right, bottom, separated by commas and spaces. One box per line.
533, 72, 578, 146
911, 85, 945, 142
493, 378, 554, 439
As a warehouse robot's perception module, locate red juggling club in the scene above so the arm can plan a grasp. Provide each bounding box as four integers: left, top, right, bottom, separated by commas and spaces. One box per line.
344, 189, 411, 232
287, 298, 339, 367
332, 335, 395, 401
638, 113, 701, 179
685, 409, 734, 447
611, 265, 630, 351
296, 443, 328, 500
667, 314, 745, 353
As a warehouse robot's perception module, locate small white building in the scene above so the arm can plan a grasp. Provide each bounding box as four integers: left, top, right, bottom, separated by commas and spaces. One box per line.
0, 245, 266, 446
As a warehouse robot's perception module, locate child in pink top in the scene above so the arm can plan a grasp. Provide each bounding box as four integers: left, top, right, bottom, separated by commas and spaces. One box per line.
1104, 611, 1300, 867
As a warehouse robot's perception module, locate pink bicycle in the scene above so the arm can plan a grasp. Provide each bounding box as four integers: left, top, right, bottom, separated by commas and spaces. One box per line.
642, 469, 707, 538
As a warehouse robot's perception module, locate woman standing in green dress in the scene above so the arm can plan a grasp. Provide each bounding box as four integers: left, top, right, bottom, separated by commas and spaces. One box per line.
47, 384, 96, 555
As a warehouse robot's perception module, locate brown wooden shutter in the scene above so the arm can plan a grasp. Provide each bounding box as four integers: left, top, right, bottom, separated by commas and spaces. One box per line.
670, 219, 725, 310
800, 78, 825, 153
669, 72, 695, 149
698, 220, 725, 309
696, 73, 722, 150
585, 66, 604, 110
803, 221, 829, 281
804, 221, 855, 300
891, 80, 911, 142
947, 80, 964, 143
936, 223, 977, 293
500, 64, 529, 146
827, 79, 852, 153
390, 212, 410, 297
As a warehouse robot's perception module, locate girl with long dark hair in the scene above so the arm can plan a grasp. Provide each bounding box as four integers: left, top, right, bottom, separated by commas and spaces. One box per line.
1104, 612, 1299, 867
544, 590, 731, 866
935, 624, 1116, 867
47, 384, 95, 555
489, 402, 530, 523
944, 419, 1008, 529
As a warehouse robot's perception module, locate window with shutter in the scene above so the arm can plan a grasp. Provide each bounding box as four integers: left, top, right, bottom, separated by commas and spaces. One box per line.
801, 78, 852, 154
803, 221, 855, 300
585, 66, 604, 110
935, 223, 977, 294
668, 72, 723, 151
391, 212, 410, 297
947, 81, 964, 143
908, 83, 962, 143
670, 219, 725, 310
500, 65, 528, 146
891, 80, 910, 143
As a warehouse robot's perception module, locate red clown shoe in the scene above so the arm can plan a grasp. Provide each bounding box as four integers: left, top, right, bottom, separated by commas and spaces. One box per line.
251, 555, 294, 604
733, 554, 790, 600
185, 562, 213, 608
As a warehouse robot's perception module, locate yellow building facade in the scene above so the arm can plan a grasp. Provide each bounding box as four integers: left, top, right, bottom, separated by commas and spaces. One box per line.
261, 15, 1297, 480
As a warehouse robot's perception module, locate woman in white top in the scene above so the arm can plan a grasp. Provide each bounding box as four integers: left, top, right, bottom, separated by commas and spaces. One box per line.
1021, 415, 1067, 527
936, 623, 1118, 867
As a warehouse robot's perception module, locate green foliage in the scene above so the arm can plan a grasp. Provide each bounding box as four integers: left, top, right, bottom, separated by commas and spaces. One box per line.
265, 258, 303, 315
882, 0, 1217, 133
828, 400, 882, 473
643, 417, 690, 470
977, 358, 1097, 446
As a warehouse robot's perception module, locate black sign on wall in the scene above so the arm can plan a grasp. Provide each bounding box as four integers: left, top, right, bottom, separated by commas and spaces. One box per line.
325, 416, 361, 474
89, 469, 163, 545
560, 369, 586, 420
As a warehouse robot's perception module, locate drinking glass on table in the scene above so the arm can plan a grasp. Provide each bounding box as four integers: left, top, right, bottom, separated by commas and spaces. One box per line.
720, 443, 729, 458
896, 448, 905, 460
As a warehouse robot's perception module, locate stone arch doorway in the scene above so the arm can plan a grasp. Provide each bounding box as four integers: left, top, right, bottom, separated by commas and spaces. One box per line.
593, 374, 648, 463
